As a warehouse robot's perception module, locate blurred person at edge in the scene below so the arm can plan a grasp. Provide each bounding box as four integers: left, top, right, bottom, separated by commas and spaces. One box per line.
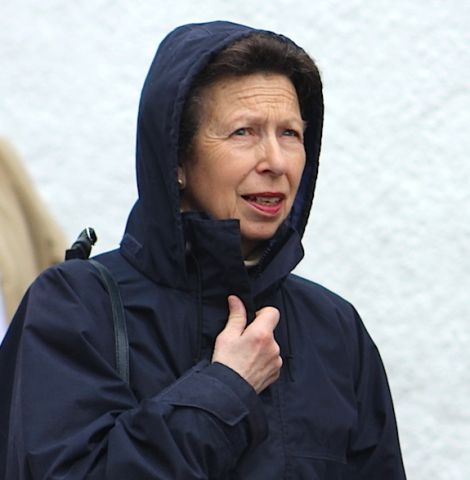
0, 21, 407, 479
0, 138, 66, 340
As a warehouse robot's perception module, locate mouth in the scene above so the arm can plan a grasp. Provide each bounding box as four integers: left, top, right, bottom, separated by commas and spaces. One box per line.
242, 193, 285, 214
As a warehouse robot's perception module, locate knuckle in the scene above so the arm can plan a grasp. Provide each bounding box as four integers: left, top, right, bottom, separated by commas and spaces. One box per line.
252, 328, 271, 345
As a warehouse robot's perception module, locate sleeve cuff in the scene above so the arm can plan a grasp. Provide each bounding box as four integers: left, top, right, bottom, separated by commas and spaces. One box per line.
202, 361, 268, 445
160, 360, 268, 447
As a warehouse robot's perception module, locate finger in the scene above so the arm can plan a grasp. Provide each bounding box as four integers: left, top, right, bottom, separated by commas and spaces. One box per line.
251, 306, 280, 331
224, 295, 248, 334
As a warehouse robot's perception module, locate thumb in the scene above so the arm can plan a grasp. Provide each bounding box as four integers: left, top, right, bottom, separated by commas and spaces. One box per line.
225, 295, 247, 334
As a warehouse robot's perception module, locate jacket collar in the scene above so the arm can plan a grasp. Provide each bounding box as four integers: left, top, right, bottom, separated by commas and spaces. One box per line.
182, 213, 303, 312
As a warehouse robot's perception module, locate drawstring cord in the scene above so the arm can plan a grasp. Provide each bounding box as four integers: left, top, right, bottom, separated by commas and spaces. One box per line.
280, 284, 295, 382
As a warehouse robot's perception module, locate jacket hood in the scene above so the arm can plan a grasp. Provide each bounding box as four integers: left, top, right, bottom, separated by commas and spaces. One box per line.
120, 21, 324, 289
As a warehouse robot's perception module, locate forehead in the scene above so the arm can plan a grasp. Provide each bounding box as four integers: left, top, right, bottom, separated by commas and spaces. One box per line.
199, 73, 301, 119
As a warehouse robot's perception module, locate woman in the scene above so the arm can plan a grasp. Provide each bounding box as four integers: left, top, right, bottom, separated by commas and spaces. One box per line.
1, 21, 407, 478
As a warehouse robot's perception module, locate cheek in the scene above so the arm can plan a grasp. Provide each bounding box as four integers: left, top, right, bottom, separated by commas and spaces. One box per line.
291, 156, 306, 189
212, 177, 241, 212
285, 161, 306, 211
193, 170, 241, 218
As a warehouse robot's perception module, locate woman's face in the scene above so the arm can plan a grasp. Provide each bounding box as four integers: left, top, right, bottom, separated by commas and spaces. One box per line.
179, 73, 306, 257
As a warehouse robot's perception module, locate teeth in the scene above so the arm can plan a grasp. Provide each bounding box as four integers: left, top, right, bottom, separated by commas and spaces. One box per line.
247, 196, 281, 205
257, 197, 279, 205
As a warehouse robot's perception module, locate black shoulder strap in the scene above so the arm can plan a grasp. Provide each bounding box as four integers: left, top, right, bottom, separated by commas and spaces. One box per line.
89, 259, 130, 386
65, 229, 129, 385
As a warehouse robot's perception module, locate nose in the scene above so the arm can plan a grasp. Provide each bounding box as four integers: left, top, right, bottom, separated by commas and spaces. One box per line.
256, 135, 287, 176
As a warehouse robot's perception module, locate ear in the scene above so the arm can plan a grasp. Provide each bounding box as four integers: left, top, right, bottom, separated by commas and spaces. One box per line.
177, 165, 186, 190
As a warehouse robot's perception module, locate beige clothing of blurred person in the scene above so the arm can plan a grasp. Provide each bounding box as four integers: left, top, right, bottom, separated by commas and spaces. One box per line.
0, 138, 66, 331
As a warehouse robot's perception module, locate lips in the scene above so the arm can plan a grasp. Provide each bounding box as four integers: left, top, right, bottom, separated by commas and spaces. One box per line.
242, 192, 285, 214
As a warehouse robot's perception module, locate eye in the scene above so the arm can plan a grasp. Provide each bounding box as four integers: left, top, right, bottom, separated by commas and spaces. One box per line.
283, 129, 297, 136
232, 128, 248, 136
283, 129, 302, 139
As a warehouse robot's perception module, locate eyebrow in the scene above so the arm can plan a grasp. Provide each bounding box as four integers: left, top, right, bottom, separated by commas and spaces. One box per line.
228, 112, 307, 130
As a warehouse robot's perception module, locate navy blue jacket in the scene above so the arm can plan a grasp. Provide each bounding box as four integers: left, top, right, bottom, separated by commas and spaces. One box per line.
1, 21, 406, 479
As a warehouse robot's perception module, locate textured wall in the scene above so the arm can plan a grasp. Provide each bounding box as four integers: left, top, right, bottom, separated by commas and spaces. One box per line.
1, 1, 469, 477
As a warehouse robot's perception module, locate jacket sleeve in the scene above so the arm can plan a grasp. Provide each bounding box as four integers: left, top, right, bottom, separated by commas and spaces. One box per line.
343, 309, 407, 479
5, 263, 267, 479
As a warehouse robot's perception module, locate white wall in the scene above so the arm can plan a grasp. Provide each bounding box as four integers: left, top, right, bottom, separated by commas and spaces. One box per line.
1, 1, 469, 477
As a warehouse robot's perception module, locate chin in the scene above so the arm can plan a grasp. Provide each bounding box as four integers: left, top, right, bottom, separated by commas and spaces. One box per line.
241, 226, 280, 247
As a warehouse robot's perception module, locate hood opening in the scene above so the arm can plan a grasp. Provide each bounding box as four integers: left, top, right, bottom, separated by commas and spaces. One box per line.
120, 21, 324, 287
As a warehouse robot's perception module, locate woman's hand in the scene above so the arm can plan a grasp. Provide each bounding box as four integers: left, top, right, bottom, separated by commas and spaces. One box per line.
212, 295, 282, 394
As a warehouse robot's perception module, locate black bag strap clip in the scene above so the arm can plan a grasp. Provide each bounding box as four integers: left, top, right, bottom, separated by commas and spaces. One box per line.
65, 227, 97, 260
